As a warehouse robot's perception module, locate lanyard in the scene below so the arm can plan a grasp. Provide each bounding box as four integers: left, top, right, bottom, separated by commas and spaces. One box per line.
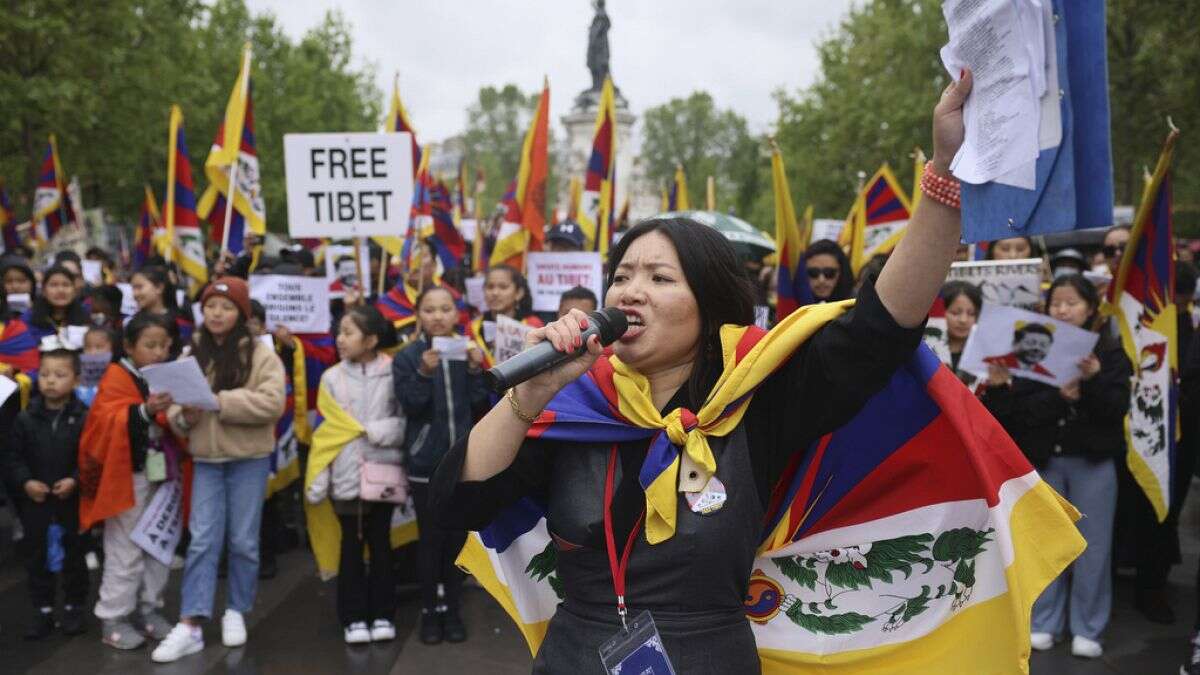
603, 444, 644, 631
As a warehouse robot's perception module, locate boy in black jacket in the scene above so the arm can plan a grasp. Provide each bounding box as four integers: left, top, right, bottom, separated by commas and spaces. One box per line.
0, 346, 90, 639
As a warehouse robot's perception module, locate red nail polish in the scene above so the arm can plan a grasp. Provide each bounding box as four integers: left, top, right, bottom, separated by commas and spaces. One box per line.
580, 318, 589, 330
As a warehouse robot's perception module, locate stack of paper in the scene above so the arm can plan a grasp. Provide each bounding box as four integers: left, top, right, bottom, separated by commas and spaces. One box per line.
940, 0, 1062, 190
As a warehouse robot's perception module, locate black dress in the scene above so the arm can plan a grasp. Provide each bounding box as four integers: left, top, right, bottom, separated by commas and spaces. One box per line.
430, 281, 922, 673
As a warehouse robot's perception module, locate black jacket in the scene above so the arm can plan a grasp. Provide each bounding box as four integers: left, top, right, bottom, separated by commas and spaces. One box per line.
982, 330, 1131, 466
0, 395, 88, 494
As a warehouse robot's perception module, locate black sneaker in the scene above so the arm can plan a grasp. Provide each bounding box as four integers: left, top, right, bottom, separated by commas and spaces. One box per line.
418, 610, 443, 645
24, 609, 54, 641
61, 605, 86, 636
1181, 633, 1200, 675
442, 611, 467, 643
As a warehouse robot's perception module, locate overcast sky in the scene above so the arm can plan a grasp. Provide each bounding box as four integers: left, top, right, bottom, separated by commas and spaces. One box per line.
244, 0, 856, 142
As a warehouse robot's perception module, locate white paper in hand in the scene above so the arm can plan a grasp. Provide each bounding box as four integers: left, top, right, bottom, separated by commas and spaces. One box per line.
140, 357, 220, 411
431, 335, 469, 362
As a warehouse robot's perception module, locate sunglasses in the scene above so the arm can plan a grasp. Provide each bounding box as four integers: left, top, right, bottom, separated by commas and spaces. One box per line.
1103, 244, 1126, 258
806, 267, 839, 280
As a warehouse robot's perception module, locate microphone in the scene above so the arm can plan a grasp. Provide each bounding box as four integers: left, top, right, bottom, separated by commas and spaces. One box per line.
484, 307, 628, 392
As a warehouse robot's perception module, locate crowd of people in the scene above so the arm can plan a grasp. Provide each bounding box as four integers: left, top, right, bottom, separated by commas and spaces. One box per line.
0, 214, 1196, 668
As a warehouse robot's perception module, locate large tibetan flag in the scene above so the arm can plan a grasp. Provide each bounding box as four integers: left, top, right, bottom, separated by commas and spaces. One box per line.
197, 43, 265, 256
772, 142, 814, 319
491, 80, 549, 269
0, 179, 19, 251
666, 163, 690, 211
429, 179, 467, 271
458, 301, 1083, 670
32, 135, 77, 242
133, 185, 161, 269
375, 76, 423, 258
1103, 129, 1180, 521
579, 76, 618, 256
164, 106, 208, 285
841, 164, 912, 273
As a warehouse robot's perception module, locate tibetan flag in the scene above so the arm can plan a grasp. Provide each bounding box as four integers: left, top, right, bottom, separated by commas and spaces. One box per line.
491, 80, 549, 270
579, 76, 618, 256
1103, 130, 1180, 521
458, 302, 1084, 670
566, 176, 581, 222
772, 142, 814, 319
32, 135, 77, 242
666, 163, 690, 211
133, 185, 161, 269
0, 179, 19, 251
164, 106, 208, 286
429, 179, 467, 272
197, 44, 265, 256
376, 281, 469, 337
0, 318, 40, 373
615, 196, 630, 233
375, 76, 424, 258
452, 160, 468, 227
399, 152, 434, 269
471, 169, 489, 274
842, 164, 912, 274
267, 335, 311, 499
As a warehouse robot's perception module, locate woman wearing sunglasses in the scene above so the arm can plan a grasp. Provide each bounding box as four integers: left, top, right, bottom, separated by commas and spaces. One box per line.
803, 239, 854, 303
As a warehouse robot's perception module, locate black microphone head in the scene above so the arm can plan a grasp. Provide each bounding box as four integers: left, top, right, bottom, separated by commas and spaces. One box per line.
592, 307, 628, 345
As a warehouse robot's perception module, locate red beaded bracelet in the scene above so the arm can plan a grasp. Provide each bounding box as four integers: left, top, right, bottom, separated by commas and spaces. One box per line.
920, 161, 961, 210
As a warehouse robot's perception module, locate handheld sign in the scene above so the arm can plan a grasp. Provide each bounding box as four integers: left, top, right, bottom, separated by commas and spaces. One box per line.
526, 252, 604, 314
284, 133, 414, 238
248, 275, 332, 333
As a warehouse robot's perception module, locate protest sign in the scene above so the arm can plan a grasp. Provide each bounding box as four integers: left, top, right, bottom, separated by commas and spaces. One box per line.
494, 316, 531, 364
115, 283, 139, 317
284, 132, 414, 238
323, 241, 371, 297
526, 252, 603, 313
6, 293, 30, 314
947, 257, 1043, 311
465, 275, 486, 311
249, 275, 331, 333
80, 353, 110, 388
958, 302, 1098, 387
809, 218, 844, 244
131, 479, 184, 566
81, 260, 103, 285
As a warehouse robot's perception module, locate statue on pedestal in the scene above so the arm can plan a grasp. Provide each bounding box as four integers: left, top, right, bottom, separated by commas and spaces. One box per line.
586, 0, 610, 91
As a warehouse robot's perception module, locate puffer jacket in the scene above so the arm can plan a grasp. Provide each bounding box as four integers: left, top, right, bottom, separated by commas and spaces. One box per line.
393, 337, 490, 481
169, 337, 286, 460
306, 354, 405, 502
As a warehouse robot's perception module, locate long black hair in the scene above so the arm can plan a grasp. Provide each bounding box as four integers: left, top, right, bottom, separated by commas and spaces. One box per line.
804, 239, 854, 302
1047, 273, 1101, 330
342, 304, 398, 351
606, 216, 756, 405
132, 265, 179, 312
30, 265, 88, 329
484, 264, 534, 320
193, 301, 254, 393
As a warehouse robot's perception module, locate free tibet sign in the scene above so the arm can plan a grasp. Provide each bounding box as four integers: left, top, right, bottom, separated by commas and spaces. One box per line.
283, 132, 414, 237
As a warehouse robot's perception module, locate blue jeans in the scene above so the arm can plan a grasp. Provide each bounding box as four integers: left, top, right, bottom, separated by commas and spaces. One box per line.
181, 457, 270, 619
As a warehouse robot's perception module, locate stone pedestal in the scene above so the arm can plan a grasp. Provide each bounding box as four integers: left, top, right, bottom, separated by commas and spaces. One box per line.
557, 96, 637, 224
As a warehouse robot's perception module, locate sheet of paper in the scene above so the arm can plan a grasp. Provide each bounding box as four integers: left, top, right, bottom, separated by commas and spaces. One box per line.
493, 316, 531, 364
432, 335, 469, 362
79, 352, 111, 388
140, 356, 220, 411
6, 293, 30, 313
0, 375, 17, 407
994, 0, 1061, 189
116, 283, 139, 317
81, 260, 103, 285
465, 275, 486, 311
64, 325, 88, 350
958, 302, 1099, 387
941, 0, 1040, 185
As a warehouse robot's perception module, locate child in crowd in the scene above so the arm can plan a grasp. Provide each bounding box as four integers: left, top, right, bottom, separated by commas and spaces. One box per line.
0, 340, 89, 639
394, 286, 489, 645
980, 274, 1131, 659
153, 277, 285, 663
305, 305, 405, 645
130, 265, 188, 357
78, 313, 179, 650
76, 326, 119, 406
557, 285, 598, 319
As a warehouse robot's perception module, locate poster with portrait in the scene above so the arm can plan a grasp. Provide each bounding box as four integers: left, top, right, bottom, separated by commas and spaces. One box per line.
958, 303, 1099, 387
946, 258, 1043, 311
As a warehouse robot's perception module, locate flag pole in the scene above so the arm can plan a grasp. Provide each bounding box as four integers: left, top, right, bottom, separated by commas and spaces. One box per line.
353, 236, 366, 297
220, 44, 252, 256
377, 249, 387, 297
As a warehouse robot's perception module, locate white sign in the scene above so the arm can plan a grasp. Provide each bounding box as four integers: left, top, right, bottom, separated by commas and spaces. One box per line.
323, 242, 371, 297
494, 315, 531, 365
465, 275, 486, 311
0, 375, 17, 407
249, 275, 331, 333
947, 258, 1043, 311
526, 252, 604, 314
141, 356, 220, 410
432, 335, 470, 362
6, 293, 30, 314
959, 303, 1099, 387
283, 132, 414, 238
810, 219, 844, 245
131, 479, 184, 566
81, 259, 103, 285
116, 283, 139, 317
79, 352, 110, 388
63, 325, 88, 350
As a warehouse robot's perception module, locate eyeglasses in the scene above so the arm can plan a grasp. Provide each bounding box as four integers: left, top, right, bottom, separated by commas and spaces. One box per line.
806, 267, 839, 280
1103, 244, 1126, 258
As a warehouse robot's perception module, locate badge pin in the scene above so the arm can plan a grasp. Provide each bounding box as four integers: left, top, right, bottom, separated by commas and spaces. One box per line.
685, 476, 727, 515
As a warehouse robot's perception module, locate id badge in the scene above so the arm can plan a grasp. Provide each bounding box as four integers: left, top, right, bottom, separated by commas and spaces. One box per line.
598, 610, 675, 675
145, 449, 167, 483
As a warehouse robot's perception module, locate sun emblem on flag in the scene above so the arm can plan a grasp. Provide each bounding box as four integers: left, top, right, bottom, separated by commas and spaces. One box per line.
744, 569, 786, 624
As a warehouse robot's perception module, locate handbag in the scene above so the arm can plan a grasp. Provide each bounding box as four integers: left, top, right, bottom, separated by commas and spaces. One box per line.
360, 459, 408, 504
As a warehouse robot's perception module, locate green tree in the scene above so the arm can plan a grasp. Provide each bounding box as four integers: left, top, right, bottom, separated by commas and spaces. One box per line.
460, 83, 558, 218
639, 92, 762, 219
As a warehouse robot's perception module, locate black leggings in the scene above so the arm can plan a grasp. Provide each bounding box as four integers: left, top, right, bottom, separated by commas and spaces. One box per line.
410, 482, 467, 612
336, 501, 396, 626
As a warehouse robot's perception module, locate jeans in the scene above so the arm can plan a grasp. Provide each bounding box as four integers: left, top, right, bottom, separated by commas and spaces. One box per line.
181, 457, 269, 619
336, 501, 396, 626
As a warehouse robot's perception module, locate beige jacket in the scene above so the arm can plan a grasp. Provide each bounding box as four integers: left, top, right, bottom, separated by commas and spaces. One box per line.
169, 338, 286, 461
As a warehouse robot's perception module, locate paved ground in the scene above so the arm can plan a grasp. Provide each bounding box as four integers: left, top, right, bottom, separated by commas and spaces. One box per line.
0, 486, 1197, 674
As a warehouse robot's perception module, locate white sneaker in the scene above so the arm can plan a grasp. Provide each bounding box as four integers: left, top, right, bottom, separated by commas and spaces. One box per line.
344, 621, 371, 644
1071, 635, 1103, 658
1030, 632, 1055, 651
370, 619, 396, 642
151, 623, 203, 663
221, 609, 247, 647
